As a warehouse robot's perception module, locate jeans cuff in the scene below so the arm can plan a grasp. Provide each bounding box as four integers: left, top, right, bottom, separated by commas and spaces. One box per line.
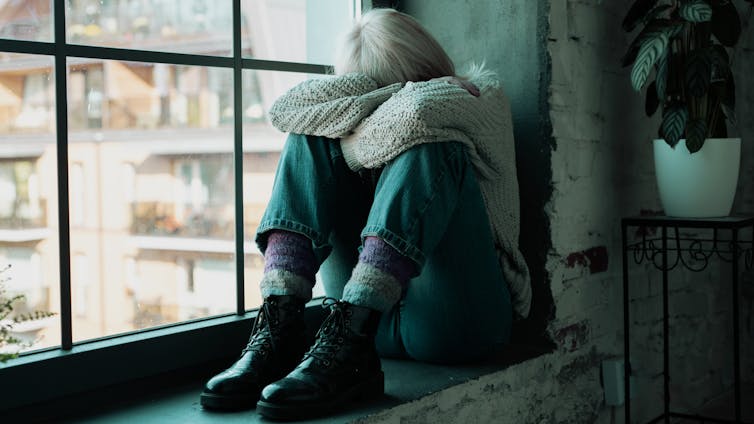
256, 219, 328, 259
361, 225, 425, 268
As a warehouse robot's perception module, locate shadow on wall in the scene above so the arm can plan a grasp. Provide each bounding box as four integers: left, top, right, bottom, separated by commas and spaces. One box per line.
492, 0, 556, 353
390, 0, 557, 356
511, 69, 556, 354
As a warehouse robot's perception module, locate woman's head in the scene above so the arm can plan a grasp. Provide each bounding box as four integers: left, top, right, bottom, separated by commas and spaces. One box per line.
335, 8, 455, 86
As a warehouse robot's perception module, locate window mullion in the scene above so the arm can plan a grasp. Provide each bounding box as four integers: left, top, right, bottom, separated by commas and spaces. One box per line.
240, 58, 331, 74
233, 0, 245, 315
53, 0, 72, 350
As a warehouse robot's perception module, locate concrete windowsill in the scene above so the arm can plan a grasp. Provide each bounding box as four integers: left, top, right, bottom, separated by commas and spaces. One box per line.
60, 346, 544, 423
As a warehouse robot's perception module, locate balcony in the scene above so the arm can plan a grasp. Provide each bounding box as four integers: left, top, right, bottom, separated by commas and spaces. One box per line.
0, 200, 50, 242
130, 201, 260, 254
66, 3, 233, 55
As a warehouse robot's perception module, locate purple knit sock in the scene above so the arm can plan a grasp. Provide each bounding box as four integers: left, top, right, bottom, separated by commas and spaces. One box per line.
359, 236, 416, 288
264, 231, 317, 280
341, 236, 417, 312
259, 230, 317, 300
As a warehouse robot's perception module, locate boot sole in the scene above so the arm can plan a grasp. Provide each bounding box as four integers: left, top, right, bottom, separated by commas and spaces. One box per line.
200, 391, 259, 411
256, 371, 384, 420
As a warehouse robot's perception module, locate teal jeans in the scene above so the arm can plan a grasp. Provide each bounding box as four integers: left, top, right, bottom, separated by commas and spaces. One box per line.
256, 133, 512, 364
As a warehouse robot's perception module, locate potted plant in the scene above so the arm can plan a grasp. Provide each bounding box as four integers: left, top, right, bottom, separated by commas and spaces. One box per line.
622, 0, 753, 217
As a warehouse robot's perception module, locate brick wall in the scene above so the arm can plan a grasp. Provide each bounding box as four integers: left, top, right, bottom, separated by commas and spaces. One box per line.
547, 0, 754, 421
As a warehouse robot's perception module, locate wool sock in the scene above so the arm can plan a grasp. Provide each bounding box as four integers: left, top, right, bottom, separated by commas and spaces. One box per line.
259, 230, 317, 301
342, 236, 417, 312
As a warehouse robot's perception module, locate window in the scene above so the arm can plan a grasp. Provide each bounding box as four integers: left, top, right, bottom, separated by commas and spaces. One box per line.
72, 253, 88, 318
0, 0, 360, 414
0, 53, 60, 352
69, 162, 84, 226
0, 160, 40, 223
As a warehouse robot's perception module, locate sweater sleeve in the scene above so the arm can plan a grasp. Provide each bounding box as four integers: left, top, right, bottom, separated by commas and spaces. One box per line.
267, 73, 401, 138
347, 79, 507, 179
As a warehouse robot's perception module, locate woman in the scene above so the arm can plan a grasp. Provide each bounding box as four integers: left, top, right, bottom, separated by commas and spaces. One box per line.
200, 8, 530, 420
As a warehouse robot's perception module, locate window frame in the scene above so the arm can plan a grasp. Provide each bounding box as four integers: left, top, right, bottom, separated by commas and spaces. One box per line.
0, 0, 359, 415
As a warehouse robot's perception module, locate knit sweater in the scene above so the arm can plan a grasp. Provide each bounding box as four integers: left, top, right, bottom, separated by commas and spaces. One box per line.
268, 73, 531, 319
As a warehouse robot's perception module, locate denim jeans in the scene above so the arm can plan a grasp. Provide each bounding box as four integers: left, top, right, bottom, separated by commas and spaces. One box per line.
256, 133, 512, 364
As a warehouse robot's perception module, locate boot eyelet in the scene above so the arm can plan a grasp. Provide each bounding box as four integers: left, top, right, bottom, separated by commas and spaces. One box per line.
337, 337, 344, 343
323, 360, 330, 366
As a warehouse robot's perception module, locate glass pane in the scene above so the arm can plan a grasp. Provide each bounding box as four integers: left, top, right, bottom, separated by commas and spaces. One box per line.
242, 0, 355, 64
0, 0, 52, 42
66, 0, 232, 56
0, 54, 59, 353
68, 59, 235, 343
242, 70, 327, 311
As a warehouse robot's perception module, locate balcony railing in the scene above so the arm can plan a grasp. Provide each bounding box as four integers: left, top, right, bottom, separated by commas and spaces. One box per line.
130, 201, 266, 242
0, 199, 48, 230
67, 3, 232, 49
131, 201, 234, 239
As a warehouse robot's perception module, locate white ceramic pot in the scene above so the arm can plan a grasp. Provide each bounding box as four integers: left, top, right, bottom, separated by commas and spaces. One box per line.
653, 137, 741, 218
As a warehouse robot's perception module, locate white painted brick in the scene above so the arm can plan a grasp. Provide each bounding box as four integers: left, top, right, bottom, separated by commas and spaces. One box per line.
565, 139, 599, 179
549, 0, 568, 41
550, 109, 605, 141
566, 1, 620, 48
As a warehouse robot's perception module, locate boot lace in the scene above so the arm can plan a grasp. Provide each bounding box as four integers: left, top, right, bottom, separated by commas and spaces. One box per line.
242, 301, 277, 355
304, 298, 350, 366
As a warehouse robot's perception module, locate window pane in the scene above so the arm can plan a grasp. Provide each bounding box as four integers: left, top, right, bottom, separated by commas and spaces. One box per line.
65, 0, 232, 56
0, 0, 52, 42
68, 59, 235, 343
242, 70, 327, 311
0, 54, 59, 353
242, 0, 355, 64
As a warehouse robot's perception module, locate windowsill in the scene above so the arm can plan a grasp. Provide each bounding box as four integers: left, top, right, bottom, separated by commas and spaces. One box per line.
1, 312, 258, 418
1, 299, 547, 423
55, 347, 544, 424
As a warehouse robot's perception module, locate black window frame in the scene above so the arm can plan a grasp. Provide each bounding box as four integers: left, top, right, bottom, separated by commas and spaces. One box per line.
0, 0, 357, 414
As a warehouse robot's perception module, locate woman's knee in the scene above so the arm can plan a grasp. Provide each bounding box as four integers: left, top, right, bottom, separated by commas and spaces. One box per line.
388, 142, 466, 168
282, 133, 342, 162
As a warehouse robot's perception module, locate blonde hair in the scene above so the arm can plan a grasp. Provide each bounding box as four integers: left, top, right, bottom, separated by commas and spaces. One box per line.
335, 8, 456, 87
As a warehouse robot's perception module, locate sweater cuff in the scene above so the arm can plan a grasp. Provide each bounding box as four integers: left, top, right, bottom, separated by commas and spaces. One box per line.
340, 136, 365, 172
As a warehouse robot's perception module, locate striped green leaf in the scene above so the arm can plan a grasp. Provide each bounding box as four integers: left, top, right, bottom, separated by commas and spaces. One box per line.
661, 104, 688, 147
723, 73, 735, 109
709, 44, 730, 68
623, 19, 664, 67
685, 118, 707, 153
680, 0, 713, 22
721, 103, 736, 126
631, 31, 669, 90
622, 0, 660, 32
655, 50, 669, 100
685, 48, 713, 97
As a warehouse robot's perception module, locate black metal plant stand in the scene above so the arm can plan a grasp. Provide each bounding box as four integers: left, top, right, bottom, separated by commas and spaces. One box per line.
622, 216, 754, 424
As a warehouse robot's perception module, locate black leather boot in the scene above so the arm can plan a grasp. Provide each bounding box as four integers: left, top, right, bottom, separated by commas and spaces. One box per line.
256, 299, 383, 420
200, 295, 308, 410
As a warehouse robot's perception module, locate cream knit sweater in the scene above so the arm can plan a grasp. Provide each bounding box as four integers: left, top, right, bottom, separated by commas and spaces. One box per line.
268, 73, 531, 319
